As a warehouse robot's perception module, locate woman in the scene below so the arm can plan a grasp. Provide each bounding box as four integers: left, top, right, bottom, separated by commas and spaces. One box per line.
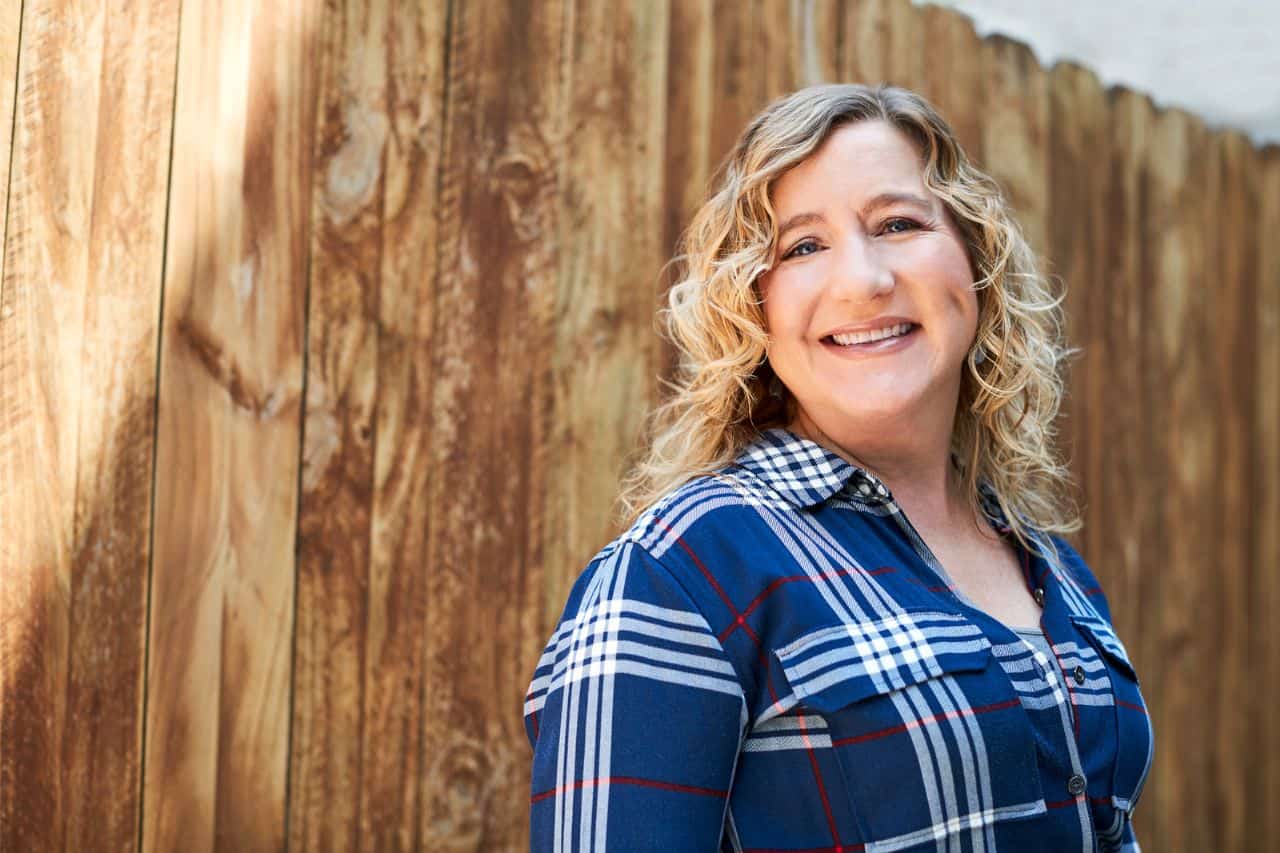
524, 83, 1153, 852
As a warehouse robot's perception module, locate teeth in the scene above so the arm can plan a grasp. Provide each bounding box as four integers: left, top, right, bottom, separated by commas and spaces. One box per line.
830, 323, 913, 346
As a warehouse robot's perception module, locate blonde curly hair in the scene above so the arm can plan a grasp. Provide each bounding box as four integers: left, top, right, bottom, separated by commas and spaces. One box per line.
617, 83, 1082, 557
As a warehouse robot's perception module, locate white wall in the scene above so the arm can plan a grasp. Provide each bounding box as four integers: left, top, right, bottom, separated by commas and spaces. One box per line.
917, 0, 1280, 146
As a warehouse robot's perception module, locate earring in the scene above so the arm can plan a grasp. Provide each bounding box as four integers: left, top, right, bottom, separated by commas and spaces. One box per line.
973, 346, 987, 365
768, 375, 785, 399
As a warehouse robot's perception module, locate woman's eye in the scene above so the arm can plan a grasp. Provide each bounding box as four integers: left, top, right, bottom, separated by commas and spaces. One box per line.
782, 239, 820, 260
881, 217, 920, 235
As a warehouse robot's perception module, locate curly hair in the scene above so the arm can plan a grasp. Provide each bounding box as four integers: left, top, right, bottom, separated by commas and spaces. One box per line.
617, 82, 1082, 559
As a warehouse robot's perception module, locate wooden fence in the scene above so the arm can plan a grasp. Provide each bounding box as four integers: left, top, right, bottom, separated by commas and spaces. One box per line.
1, 0, 1276, 849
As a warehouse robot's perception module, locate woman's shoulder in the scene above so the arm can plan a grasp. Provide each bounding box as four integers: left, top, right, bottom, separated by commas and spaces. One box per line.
1036, 532, 1119, 625
609, 464, 788, 560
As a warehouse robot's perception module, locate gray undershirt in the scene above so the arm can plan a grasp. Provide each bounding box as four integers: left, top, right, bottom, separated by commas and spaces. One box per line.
1013, 624, 1055, 661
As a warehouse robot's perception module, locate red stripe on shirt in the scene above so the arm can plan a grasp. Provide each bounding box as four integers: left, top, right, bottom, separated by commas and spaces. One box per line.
530, 775, 726, 803
832, 697, 1023, 747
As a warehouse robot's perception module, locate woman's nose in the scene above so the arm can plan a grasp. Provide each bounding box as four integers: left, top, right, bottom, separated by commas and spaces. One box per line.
830, 237, 895, 302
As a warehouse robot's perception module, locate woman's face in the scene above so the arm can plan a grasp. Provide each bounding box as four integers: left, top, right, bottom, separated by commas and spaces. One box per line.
757, 119, 979, 445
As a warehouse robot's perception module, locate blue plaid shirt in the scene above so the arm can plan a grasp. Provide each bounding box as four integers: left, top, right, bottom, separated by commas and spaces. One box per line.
525, 427, 1154, 852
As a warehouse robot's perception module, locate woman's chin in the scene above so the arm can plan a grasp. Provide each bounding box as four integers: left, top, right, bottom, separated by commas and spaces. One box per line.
803, 395, 922, 433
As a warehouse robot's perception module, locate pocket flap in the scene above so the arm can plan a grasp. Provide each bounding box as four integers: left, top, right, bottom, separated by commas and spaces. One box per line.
1069, 613, 1139, 682
775, 610, 993, 714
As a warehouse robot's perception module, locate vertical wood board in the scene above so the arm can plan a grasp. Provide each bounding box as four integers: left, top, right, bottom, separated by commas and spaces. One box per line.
423, 0, 567, 847
143, 0, 318, 848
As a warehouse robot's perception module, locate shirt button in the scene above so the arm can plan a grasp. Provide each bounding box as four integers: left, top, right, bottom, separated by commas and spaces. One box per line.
1032, 587, 1045, 607
1067, 774, 1087, 796
1073, 665, 1086, 685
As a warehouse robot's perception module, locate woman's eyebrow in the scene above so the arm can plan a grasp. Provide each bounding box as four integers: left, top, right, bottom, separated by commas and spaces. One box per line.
776, 211, 825, 240
860, 191, 933, 216
776, 192, 933, 240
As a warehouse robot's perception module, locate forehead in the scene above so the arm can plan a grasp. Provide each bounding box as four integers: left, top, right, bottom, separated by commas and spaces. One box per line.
770, 120, 929, 210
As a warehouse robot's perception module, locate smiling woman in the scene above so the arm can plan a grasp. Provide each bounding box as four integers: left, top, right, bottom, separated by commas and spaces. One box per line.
524, 84, 1154, 852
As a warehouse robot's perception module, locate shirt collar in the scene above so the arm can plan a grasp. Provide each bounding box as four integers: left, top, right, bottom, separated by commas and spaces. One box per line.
732, 427, 890, 509
733, 427, 1011, 524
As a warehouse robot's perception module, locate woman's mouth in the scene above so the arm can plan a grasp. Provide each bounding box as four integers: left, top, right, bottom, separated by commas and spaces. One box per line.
820, 322, 920, 355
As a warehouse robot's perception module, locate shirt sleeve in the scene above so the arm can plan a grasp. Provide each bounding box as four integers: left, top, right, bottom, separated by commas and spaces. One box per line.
524, 539, 746, 852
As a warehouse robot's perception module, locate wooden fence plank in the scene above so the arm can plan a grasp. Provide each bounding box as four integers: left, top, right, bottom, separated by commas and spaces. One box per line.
658, 0, 713, 383
662, 0, 712, 259
287, 0, 385, 845
423, 0, 567, 847
0, 2, 102, 848
288, 0, 448, 848
358, 3, 450, 849
918, 3, 983, 155
1145, 107, 1213, 852
1209, 130, 1257, 852
1107, 86, 1161, 849
1255, 144, 1280, 850
980, 35, 1049, 260
0, 0, 177, 849
142, 0, 319, 848
1046, 62, 1106, 565
544, 0, 670, 614
1095, 84, 1146, 655
753, 0, 840, 94
701, 0, 840, 174
62, 0, 179, 847
840, 0, 925, 88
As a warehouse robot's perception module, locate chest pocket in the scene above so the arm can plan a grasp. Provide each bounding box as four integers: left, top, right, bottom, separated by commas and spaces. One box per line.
775, 610, 1046, 851
1069, 614, 1155, 824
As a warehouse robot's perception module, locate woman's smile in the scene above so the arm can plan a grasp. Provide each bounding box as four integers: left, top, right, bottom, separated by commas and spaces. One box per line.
820, 321, 922, 357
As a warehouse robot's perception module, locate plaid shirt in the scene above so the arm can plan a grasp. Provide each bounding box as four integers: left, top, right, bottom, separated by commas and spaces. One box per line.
525, 427, 1154, 852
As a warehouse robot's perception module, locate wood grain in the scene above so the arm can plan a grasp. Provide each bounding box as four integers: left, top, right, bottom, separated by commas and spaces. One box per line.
544, 0, 670, 617
1108, 85, 1161, 849
1101, 84, 1155, 666
1046, 62, 1107, 565
61, 0, 179, 847
288, 0, 448, 848
917, 3, 984, 155
782, 0, 841, 88
1208, 130, 1257, 852
359, 2, 450, 848
0, 1, 177, 849
839, 0, 925, 89
705, 1, 772, 166
422, 0, 567, 847
661, 0, 712, 293
1146, 107, 1213, 852
143, 0, 318, 848
753, 0, 839, 94
288, 0, 385, 844
1255, 143, 1280, 851
660, 0, 712, 384
979, 35, 1049, 260
1, 2, 94, 847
